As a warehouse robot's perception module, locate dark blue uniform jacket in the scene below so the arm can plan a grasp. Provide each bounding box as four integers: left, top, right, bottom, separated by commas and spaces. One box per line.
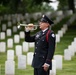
25, 29, 56, 69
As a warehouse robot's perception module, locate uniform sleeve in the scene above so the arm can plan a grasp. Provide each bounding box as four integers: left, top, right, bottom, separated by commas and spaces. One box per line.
45, 32, 56, 65
25, 31, 35, 42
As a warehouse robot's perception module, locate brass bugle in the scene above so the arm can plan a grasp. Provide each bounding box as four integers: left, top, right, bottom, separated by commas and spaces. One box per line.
17, 23, 39, 30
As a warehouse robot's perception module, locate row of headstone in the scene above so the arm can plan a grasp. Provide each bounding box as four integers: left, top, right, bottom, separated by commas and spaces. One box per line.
5, 52, 63, 75
5, 50, 30, 75
0, 11, 66, 26
56, 24, 68, 43
56, 16, 76, 42
53, 11, 64, 24
63, 14, 76, 59
0, 29, 25, 39
67, 13, 76, 26
5, 50, 34, 75
64, 37, 76, 60
31, 12, 42, 20
0, 41, 30, 53
56, 14, 76, 43
55, 15, 64, 24
18, 52, 34, 69
64, 10, 73, 17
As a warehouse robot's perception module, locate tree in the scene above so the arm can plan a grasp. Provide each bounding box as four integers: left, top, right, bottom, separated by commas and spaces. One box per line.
57, 0, 75, 13
68, 0, 75, 13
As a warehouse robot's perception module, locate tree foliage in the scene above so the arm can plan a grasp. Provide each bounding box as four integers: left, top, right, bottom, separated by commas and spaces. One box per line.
57, 0, 75, 13
57, 0, 68, 10
0, 0, 54, 13
0, 0, 75, 14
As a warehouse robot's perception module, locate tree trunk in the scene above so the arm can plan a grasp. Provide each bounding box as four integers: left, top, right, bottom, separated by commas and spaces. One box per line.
68, 0, 75, 13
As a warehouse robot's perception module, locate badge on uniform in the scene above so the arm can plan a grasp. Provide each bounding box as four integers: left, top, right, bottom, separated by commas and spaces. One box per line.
36, 34, 40, 38
51, 34, 55, 37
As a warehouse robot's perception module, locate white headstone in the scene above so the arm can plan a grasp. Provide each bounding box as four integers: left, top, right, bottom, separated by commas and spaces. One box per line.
14, 35, 20, 43
27, 52, 34, 65
0, 32, 5, 40
68, 45, 75, 57
22, 21, 26, 24
56, 17, 60, 23
56, 34, 60, 43
7, 39, 13, 48
22, 42, 29, 52
17, 17, 20, 22
7, 29, 12, 36
12, 19, 16, 24
63, 24, 68, 31
18, 55, 26, 69
64, 49, 71, 60
7, 50, 14, 60
15, 45, 22, 56
0, 42, 6, 52
13, 26, 17, 33
7, 15, 11, 21
67, 10, 73, 15
71, 42, 76, 53
2, 24, 7, 31
5, 60, 15, 75
29, 42, 35, 48
54, 55, 62, 70
19, 31, 25, 39
8, 21, 12, 27
58, 30, 63, 37
45, 12, 51, 18
74, 37, 76, 42
4, 14, 8, 20
61, 28, 66, 34
57, 11, 63, 16
50, 60, 56, 75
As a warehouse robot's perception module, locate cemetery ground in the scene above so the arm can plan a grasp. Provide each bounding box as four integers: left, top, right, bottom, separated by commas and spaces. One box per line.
0, 14, 76, 75
0, 47, 76, 75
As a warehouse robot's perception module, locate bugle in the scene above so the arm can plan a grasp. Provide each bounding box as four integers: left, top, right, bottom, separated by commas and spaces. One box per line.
17, 23, 39, 30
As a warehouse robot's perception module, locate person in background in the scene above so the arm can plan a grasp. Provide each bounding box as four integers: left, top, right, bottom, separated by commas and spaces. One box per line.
25, 15, 56, 75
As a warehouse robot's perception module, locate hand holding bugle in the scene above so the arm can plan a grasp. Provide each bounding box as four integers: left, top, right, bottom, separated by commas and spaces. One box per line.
17, 23, 39, 31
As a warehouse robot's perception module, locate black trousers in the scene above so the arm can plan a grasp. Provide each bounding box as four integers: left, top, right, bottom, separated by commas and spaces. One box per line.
34, 67, 50, 75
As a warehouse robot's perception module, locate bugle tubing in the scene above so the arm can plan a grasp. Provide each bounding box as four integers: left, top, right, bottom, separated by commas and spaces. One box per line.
17, 23, 39, 30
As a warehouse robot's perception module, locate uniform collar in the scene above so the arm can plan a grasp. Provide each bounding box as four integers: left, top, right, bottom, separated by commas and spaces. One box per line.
42, 28, 48, 33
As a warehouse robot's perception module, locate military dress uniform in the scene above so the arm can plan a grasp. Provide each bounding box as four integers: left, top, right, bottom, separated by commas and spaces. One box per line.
25, 15, 56, 75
